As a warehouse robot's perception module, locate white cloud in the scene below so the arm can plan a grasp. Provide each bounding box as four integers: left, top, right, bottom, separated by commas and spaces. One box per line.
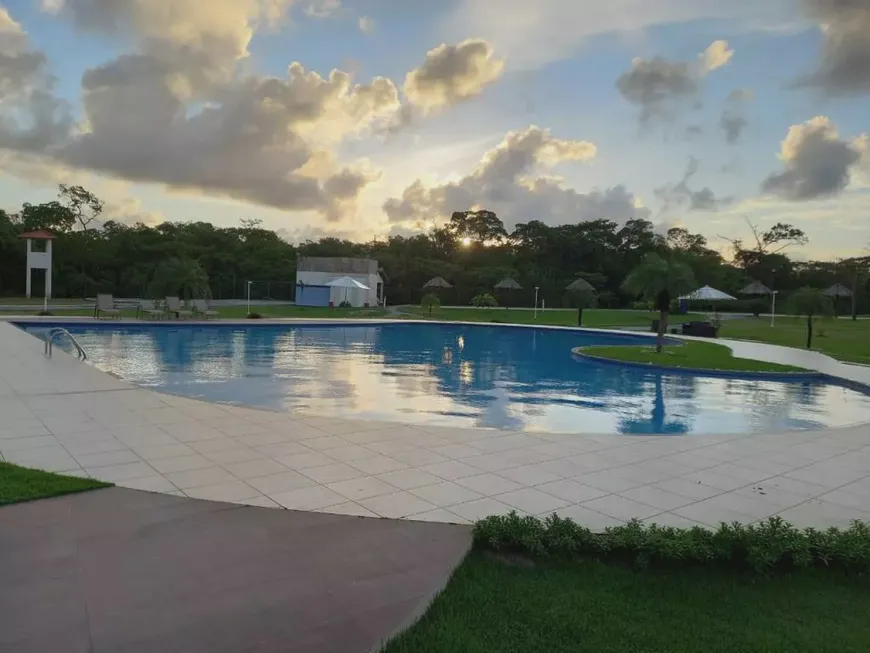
762, 116, 867, 200
403, 39, 504, 113
443, 0, 793, 70
382, 125, 648, 232
615, 40, 733, 124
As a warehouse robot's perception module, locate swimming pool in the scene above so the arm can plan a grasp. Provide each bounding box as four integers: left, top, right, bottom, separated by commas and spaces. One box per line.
24, 322, 870, 435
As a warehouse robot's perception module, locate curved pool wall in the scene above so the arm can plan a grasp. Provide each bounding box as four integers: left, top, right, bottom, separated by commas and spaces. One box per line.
18, 321, 870, 436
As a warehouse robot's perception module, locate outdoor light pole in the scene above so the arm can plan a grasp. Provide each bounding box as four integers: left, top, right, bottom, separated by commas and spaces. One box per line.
534, 286, 539, 319
246, 280, 252, 315
770, 290, 778, 328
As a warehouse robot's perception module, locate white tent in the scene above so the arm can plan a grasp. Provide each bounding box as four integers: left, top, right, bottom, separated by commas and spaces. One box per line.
326, 276, 371, 306
680, 285, 736, 301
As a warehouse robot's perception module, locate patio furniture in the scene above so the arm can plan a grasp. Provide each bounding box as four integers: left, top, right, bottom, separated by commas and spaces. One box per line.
192, 299, 219, 319
94, 294, 121, 319
165, 296, 193, 320
136, 300, 164, 320
681, 321, 718, 338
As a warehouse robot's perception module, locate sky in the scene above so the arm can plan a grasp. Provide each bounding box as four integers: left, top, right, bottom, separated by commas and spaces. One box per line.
0, 0, 868, 260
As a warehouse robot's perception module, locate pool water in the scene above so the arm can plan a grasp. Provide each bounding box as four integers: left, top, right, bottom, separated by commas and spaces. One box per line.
28, 322, 870, 435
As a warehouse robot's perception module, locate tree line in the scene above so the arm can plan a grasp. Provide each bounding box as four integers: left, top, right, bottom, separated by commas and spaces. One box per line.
1, 186, 868, 313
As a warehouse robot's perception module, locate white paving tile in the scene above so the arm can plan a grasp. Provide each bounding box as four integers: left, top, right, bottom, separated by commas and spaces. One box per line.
410, 481, 484, 507
204, 447, 266, 465
406, 508, 470, 525
318, 502, 378, 518
450, 498, 526, 521
496, 464, 562, 487
164, 466, 238, 489
86, 461, 158, 482
535, 479, 609, 504
581, 494, 662, 521
118, 475, 179, 493
223, 458, 289, 479
299, 462, 366, 484
269, 485, 347, 511
148, 454, 215, 474
420, 460, 481, 481
552, 504, 626, 530
327, 476, 397, 501
246, 470, 316, 494
185, 481, 262, 503
348, 454, 408, 475
376, 468, 444, 490
495, 488, 571, 516
454, 473, 524, 496
359, 491, 438, 519
620, 485, 697, 512
277, 451, 342, 469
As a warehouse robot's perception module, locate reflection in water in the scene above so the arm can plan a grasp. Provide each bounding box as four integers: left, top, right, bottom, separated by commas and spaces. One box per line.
40, 323, 870, 435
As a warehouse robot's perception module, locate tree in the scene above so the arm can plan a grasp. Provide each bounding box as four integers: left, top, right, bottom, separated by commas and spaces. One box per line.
59, 184, 103, 231
788, 287, 833, 350
448, 210, 507, 244
17, 201, 76, 232
148, 257, 211, 300
622, 253, 696, 353
420, 292, 440, 316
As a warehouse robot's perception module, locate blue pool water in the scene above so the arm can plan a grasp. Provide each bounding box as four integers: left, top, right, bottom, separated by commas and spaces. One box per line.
25, 322, 870, 435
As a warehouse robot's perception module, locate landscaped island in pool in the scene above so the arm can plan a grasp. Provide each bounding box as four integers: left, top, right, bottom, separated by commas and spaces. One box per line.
21, 322, 870, 435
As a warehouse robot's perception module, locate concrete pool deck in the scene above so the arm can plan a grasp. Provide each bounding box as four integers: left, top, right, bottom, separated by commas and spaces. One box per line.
2, 319, 870, 529
0, 486, 471, 652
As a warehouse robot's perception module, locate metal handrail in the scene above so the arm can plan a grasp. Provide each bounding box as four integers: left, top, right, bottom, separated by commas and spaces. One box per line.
44, 327, 87, 360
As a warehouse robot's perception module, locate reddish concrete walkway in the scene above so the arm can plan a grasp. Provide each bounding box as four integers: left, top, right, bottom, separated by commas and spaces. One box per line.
0, 487, 471, 652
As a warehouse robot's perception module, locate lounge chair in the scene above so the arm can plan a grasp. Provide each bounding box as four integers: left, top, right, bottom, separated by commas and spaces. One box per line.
136, 299, 164, 320
165, 296, 193, 320
94, 294, 121, 319
192, 299, 219, 319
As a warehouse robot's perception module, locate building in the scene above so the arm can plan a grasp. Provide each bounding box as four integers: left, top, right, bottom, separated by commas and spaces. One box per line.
295, 257, 383, 308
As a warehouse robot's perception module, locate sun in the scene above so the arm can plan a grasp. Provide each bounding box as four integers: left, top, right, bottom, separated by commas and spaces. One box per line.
461, 237, 472, 247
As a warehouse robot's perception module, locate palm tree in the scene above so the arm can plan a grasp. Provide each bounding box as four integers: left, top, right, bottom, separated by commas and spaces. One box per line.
622, 253, 696, 353
788, 287, 833, 349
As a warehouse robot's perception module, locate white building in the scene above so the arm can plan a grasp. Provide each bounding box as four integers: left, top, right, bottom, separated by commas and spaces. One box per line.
295, 257, 384, 308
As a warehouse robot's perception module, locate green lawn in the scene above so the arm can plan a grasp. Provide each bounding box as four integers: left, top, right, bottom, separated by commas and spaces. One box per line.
382, 552, 870, 653
719, 316, 870, 365
581, 340, 807, 373
402, 307, 705, 328
0, 462, 109, 505
0, 304, 389, 319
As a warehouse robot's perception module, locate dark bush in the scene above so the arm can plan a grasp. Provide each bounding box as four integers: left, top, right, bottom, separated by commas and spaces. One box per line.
339, 300, 351, 308
473, 512, 870, 574
36, 310, 53, 316
246, 312, 264, 319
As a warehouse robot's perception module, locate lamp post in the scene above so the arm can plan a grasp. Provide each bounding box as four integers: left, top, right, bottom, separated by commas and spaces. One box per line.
770, 290, 778, 327
246, 280, 252, 316
534, 286, 540, 319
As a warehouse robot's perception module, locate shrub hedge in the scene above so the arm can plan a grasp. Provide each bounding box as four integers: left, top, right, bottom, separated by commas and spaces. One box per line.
474, 512, 870, 573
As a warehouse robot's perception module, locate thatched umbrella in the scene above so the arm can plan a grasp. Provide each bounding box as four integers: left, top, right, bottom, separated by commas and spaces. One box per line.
824, 283, 852, 317
422, 276, 452, 289
739, 280, 774, 319
565, 278, 596, 326
421, 276, 452, 315
494, 277, 522, 309
739, 281, 771, 295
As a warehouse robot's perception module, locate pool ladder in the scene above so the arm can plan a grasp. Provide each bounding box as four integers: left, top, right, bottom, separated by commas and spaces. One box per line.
44, 327, 87, 360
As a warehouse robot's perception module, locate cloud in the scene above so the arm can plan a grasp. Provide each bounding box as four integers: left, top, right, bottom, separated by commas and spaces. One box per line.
403, 39, 504, 114
0, 7, 71, 151
654, 156, 733, 213
383, 125, 647, 231
700, 40, 734, 71
616, 40, 733, 124
798, 0, 870, 95
762, 116, 867, 200
719, 87, 751, 144
0, 1, 407, 223
358, 16, 375, 33
444, 0, 792, 71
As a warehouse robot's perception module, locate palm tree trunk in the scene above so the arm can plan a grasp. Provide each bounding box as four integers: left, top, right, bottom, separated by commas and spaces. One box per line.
806, 314, 813, 349
577, 307, 583, 326
656, 309, 668, 353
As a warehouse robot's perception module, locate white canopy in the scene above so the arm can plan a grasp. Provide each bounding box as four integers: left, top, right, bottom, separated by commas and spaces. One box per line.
679, 285, 736, 301
326, 276, 370, 290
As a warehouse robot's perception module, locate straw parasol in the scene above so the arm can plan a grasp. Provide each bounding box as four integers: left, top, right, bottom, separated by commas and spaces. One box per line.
494, 278, 522, 290
824, 283, 853, 317
679, 286, 736, 301
422, 276, 452, 289
740, 281, 772, 295
565, 277, 595, 293
566, 277, 596, 326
